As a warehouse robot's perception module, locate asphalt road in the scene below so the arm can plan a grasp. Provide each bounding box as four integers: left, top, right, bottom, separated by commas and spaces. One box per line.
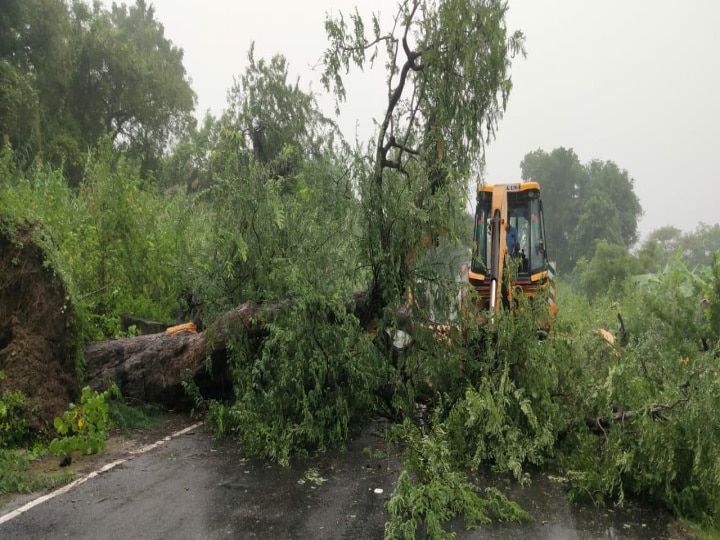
0, 419, 674, 539
0, 420, 396, 540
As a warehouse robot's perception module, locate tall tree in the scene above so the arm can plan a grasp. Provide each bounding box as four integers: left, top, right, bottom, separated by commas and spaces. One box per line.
186, 48, 356, 313
682, 223, 720, 269
0, 61, 39, 151
570, 159, 642, 263
0, 0, 73, 157
323, 0, 525, 323
520, 149, 642, 273
520, 147, 588, 272
68, 0, 196, 175
575, 240, 643, 300
639, 223, 720, 272
0, 0, 196, 177
156, 111, 222, 191
225, 44, 336, 170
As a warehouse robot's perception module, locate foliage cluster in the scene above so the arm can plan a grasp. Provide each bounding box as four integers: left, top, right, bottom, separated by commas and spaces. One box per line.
0, 142, 203, 339
0, 0, 195, 178
0, 371, 43, 493
0, 371, 37, 449
385, 420, 532, 540
0, 449, 32, 494
0, 382, 159, 494
207, 296, 385, 466
378, 291, 567, 535
48, 384, 119, 457
637, 223, 720, 272
378, 250, 720, 535
323, 0, 525, 324
556, 256, 720, 528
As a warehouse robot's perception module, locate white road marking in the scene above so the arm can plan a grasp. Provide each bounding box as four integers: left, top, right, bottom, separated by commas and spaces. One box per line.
0, 422, 203, 525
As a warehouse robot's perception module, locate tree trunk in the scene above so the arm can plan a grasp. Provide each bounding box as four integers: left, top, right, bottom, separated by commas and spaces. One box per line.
84, 301, 267, 406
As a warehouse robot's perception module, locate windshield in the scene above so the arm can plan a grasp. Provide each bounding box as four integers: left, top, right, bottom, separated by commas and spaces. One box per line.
507, 198, 547, 275
471, 196, 491, 275
471, 189, 548, 278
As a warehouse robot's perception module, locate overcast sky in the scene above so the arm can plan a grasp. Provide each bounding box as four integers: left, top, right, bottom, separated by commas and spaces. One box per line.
103, 0, 720, 241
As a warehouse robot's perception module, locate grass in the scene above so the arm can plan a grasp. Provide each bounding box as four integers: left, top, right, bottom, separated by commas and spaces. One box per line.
107, 398, 167, 435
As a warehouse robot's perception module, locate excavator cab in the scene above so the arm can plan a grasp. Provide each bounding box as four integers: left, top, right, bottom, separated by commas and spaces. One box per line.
468, 182, 556, 325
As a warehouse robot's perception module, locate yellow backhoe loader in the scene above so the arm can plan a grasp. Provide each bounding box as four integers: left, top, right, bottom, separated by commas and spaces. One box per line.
467, 181, 557, 328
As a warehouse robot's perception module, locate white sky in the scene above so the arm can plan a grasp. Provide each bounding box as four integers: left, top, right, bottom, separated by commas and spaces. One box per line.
103, 0, 720, 241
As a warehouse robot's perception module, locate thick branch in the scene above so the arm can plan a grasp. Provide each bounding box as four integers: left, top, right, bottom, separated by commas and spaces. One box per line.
376, 2, 422, 181
586, 398, 690, 435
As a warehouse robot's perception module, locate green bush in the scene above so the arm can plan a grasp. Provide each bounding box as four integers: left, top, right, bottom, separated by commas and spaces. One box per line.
207, 295, 385, 466
0, 143, 203, 340
0, 372, 37, 449
558, 258, 720, 528
0, 390, 31, 449
0, 449, 30, 494
49, 385, 119, 457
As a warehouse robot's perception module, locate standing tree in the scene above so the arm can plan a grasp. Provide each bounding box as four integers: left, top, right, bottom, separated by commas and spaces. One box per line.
68, 0, 196, 177
520, 147, 588, 273
0, 0, 73, 158
194, 49, 355, 314
520, 148, 642, 273
0, 0, 196, 179
0, 60, 39, 152
571, 159, 642, 262
679, 222, 720, 269
156, 111, 223, 191
322, 0, 525, 327
225, 44, 337, 170
638, 223, 720, 272
636, 225, 684, 272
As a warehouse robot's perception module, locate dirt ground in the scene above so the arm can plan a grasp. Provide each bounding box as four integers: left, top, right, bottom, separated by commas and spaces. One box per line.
0, 222, 79, 428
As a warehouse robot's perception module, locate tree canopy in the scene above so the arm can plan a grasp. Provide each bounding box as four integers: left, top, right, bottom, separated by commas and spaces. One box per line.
323, 0, 525, 321
521, 147, 642, 272
638, 222, 720, 273
0, 0, 195, 179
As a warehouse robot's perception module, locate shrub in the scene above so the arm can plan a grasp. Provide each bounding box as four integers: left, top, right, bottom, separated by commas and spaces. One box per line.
49, 385, 119, 457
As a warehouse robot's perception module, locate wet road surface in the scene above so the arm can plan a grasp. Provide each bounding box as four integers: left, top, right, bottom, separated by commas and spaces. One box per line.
0, 420, 395, 539
0, 419, 674, 539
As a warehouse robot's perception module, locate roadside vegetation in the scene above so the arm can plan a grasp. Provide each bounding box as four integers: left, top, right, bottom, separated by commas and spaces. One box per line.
1, 0, 720, 538
0, 379, 164, 494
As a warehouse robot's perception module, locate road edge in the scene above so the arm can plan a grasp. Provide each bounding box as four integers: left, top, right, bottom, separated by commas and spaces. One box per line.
0, 422, 203, 525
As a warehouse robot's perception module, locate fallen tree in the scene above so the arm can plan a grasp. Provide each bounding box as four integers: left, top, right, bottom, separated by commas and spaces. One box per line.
83, 291, 417, 407
0, 217, 419, 421
84, 300, 267, 406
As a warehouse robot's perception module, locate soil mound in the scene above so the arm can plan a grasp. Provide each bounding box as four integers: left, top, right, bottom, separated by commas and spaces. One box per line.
0, 221, 79, 430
